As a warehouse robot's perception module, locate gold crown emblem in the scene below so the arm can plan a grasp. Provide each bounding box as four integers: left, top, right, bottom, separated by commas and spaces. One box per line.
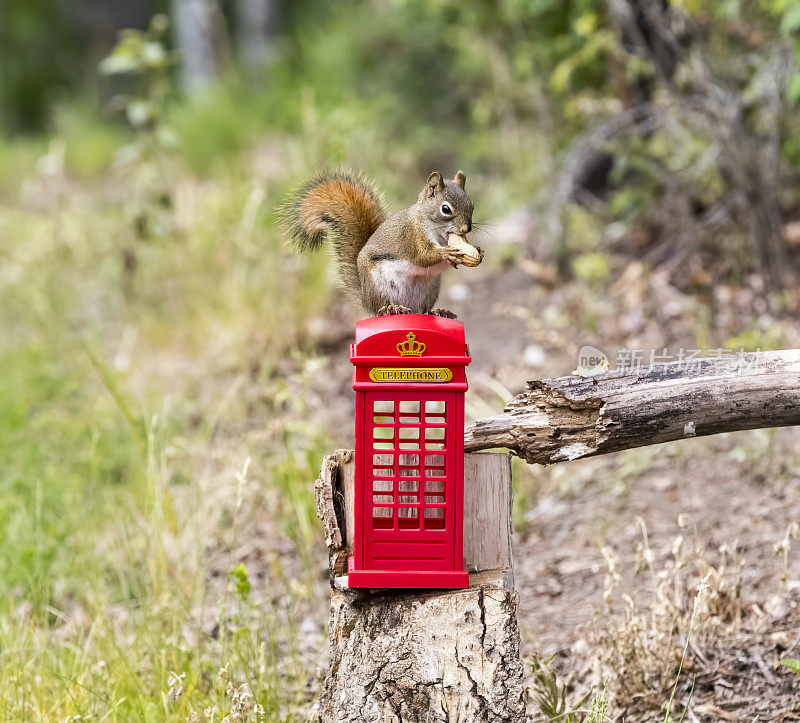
397, 332, 426, 357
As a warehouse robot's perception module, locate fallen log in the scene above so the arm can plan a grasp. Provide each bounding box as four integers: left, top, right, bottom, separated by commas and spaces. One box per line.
465, 349, 800, 464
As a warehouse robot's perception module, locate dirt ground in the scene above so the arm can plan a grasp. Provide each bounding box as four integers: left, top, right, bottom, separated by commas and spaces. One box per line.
303, 256, 800, 720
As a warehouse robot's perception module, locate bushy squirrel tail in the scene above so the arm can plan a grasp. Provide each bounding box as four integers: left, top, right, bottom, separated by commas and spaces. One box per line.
281, 171, 385, 289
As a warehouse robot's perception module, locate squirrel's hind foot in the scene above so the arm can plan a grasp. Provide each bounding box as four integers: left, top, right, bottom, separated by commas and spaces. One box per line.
430, 308, 458, 319
377, 304, 414, 316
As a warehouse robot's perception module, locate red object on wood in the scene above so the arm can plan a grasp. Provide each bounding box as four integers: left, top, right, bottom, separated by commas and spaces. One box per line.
348, 314, 471, 589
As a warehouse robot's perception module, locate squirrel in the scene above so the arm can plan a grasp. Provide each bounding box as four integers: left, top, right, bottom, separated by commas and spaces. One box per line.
282, 170, 482, 317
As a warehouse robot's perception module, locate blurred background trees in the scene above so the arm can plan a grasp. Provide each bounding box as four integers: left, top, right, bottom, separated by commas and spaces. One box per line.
5, 0, 800, 291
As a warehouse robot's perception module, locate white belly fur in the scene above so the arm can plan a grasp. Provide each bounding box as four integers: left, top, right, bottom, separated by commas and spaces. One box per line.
372, 259, 449, 311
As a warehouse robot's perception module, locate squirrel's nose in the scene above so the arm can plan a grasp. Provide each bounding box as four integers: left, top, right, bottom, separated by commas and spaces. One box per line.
460, 223, 470, 234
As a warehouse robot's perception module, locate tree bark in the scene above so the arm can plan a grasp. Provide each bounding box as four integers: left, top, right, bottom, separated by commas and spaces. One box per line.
172, 0, 219, 92
236, 0, 281, 72
323, 587, 522, 722
465, 349, 800, 464
313, 452, 524, 722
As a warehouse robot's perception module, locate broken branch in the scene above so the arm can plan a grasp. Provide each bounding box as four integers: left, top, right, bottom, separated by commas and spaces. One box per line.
465, 350, 800, 464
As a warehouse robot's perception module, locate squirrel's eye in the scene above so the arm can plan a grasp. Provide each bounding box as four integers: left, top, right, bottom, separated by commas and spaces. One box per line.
440, 203, 452, 215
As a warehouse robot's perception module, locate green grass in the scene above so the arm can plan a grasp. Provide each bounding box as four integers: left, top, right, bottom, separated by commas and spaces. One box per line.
0, 108, 335, 719
0, 340, 319, 720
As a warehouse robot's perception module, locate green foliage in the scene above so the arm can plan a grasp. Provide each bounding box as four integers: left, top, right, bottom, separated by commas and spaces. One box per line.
99, 12, 177, 174
98, 15, 179, 289
168, 79, 261, 175
572, 252, 611, 285
768, 0, 800, 107
55, 104, 125, 178
0, 346, 141, 609
0, 104, 331, 716
724, 324, 786, 351
588, 679, 609, 723
230, 564, 252, 600
99, 14, 175, 134
149, 1, 622, 202
0, 135, 43, 195
530, 653, 592, 722
0, 1, 174, 132
780, 657, 800, 677
0, 0, 84, 132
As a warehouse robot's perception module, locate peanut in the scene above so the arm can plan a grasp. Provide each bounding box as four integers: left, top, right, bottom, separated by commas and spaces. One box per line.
446, 233, 482, 267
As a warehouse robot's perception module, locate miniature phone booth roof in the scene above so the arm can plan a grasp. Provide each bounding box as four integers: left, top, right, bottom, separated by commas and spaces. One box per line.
351, 313, 470, 362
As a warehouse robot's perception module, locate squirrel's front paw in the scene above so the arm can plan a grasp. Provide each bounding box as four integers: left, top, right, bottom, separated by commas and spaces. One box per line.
378, 304, 414, 316
443, 235, 483, 268
443, 249, 462, 268
430, 308, 458, 319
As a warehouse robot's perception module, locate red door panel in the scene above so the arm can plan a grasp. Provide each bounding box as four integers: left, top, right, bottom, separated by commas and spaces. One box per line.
362, 392, 456, 571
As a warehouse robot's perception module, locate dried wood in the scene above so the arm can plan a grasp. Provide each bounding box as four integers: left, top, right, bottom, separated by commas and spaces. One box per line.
465, 349, 800, 464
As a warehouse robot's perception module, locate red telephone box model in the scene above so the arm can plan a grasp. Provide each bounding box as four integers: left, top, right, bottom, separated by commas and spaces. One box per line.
348, 313, 471, 589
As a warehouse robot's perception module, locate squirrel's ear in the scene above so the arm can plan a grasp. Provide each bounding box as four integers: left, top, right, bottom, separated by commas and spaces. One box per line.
453, 171, 466, 189
423, 171, 445, 199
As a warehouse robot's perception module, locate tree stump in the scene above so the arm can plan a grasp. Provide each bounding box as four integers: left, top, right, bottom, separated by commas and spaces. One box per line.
314, 451, 524, 722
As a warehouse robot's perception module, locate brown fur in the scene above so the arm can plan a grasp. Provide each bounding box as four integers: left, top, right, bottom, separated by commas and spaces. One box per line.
282, 171, 385, 291
282, 170, 477, 315
297, 177, 383, 241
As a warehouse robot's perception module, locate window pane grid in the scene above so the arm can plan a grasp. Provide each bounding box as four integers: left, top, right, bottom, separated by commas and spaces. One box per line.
393, 400, 400, 527
369, 398, 450, 531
